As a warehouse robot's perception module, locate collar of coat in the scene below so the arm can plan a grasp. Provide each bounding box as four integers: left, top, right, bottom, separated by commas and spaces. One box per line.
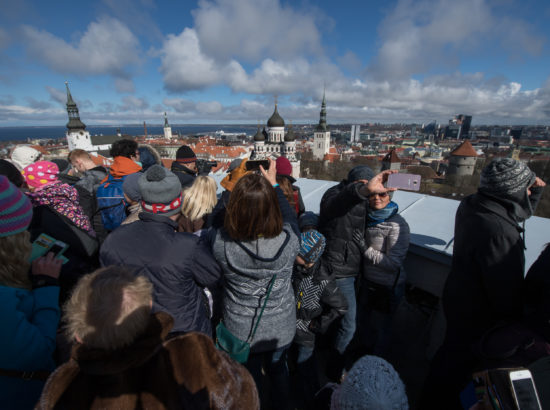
138, 211, 179, 229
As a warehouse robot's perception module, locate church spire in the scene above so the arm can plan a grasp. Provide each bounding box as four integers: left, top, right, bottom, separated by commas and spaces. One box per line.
316, 88, 327, 132
164, 112, 169, 128
65, 81, 86, 131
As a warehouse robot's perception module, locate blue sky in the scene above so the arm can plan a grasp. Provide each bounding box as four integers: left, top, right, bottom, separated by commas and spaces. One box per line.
0, 0, 549, 126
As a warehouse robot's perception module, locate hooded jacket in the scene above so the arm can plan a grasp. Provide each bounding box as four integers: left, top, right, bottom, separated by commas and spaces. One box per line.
319, 180, 369, 278
37, 312, 259, 410
212, 188, 300, 352
443, 188, 542, 343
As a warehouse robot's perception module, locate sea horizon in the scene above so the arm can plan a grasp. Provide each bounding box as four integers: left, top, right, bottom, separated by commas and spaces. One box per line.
0, 124, 262, 142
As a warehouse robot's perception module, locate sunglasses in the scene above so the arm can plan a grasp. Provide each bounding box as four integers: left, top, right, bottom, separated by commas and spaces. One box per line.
368, 192, 388, 198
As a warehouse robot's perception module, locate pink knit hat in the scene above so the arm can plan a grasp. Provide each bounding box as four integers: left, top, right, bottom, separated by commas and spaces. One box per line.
22, 161, 59, 189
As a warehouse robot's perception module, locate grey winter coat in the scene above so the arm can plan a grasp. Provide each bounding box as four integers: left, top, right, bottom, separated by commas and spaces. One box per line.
361, 214, 410, 287
212, 225, 299, 352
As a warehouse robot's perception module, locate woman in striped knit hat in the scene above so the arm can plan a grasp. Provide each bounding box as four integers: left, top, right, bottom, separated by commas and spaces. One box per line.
0, 175, 62, 409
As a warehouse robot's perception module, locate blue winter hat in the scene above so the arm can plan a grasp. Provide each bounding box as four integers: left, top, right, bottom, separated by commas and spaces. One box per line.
348, 165, 375, 183
299, 230, 326, 264
299, 211, 319, 231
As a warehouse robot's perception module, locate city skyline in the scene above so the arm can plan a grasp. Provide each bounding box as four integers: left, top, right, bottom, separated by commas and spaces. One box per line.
0, 0, 549, 126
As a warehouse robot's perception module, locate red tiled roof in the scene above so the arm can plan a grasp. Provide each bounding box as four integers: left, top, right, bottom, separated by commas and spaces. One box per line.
450, 140, 478, 157
89, 154, 112, 167
162, 158, 174, 168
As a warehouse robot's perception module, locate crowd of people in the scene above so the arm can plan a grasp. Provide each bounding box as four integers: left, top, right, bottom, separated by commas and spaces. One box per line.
0, 140, 548, 410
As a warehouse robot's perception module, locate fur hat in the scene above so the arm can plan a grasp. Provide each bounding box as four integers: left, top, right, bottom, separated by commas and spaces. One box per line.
22, 161, 59, 189
0, 175, 33, 237
332, 355, 408, 410
220, 158, 250, 192
299, 230, 326, 264
122, 172, 142, 202
348, 166, 375, 183
479, 158, 536, 201
10, 145, 42, 171
175, 145, 197, 164
139, 165, 182, 216
138, 145, 162, 172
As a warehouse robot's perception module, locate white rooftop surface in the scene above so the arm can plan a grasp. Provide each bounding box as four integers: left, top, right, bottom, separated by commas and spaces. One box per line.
212, 174, 549, 270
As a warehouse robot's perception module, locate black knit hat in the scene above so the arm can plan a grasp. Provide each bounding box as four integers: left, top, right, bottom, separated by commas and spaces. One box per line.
175, 145, 196, 164
348, 165, 375, 183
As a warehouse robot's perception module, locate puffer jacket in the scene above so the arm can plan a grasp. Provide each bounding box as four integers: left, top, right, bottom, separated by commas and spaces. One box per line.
212, 188, 300, 352
319, 179, 368, 278
362, 213, 410, 287
73, 166, 108, 240
100, 212, 223, 336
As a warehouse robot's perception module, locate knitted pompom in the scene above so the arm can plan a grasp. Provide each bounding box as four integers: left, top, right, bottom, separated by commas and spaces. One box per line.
146, 165, 165, 182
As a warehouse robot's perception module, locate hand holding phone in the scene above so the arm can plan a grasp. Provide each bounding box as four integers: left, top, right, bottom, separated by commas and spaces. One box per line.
509, 369, 542, 410
245, 160, 270, 172
386, 173, 421, 191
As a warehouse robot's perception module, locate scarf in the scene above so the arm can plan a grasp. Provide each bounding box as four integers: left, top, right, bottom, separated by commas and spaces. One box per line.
367, 201, 398, 227
101, 156, 142, 183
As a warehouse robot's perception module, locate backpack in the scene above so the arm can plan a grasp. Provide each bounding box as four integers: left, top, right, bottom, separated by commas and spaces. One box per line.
96, 174, 128, 231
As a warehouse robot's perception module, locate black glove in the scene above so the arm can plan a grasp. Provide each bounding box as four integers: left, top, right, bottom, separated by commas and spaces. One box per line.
352, 229, 367, 254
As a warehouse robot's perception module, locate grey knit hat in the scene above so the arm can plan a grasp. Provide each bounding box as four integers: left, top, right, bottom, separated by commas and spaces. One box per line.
332, 355, 408, 410
138, 165, 182, 216
479, 158, 535, 200
348, 166, 375, 183
122, 172, 142, 202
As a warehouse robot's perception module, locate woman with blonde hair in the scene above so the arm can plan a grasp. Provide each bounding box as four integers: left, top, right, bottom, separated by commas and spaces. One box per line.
178, 175, 218, 235
0, 176, 62, 409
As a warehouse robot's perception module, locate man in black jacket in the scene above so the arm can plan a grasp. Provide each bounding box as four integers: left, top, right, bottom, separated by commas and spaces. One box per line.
422, 158, 546, 408
100, 165, 222, 337
170, 145, 197, 189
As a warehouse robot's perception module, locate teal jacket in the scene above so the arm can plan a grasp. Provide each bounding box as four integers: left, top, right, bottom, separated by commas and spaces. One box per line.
0, 285, 60, 409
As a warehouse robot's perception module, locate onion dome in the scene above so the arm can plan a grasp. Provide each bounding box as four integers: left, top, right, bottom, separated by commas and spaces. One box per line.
267, 104, 285, 127
253, 126, 265, 142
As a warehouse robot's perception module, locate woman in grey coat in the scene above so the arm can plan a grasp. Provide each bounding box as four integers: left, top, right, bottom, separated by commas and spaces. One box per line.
353, 190, 410, 356
212, 158, 300, 410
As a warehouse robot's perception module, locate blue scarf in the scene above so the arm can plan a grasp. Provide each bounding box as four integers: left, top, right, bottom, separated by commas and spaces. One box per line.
367, 201, 398, 227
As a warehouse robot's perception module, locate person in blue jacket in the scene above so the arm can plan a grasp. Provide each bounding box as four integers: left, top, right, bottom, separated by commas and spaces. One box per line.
0, 175, 62, 409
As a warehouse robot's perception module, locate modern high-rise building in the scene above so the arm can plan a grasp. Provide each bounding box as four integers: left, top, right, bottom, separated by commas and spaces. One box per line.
350, 124, 361, 143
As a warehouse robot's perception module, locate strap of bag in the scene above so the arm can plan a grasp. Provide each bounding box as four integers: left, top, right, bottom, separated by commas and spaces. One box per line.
0, 368, 50, 381
248, 274, 277, 343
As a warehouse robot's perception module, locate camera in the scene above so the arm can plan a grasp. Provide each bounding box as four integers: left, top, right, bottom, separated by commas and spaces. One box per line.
196, 159, 218, 176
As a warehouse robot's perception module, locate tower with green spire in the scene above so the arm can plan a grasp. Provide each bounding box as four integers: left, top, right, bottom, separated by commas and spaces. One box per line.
65, 82, 93, 151
313, 89, 331, 160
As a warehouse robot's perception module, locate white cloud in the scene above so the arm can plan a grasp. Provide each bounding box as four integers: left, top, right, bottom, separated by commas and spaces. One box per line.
196, 101, 222, 114
45, 86, 66, 105
160, 28, 227, 91
192, 0, 323, 63
368, 0, 545, 80
114, 78, 136, 93
20, 17, 140, 78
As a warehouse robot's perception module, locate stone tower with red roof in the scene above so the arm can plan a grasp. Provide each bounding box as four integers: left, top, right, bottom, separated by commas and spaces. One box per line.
447, 140, 478, 176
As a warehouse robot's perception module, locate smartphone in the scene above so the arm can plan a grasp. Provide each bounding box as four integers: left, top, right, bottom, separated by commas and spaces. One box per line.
48, 241, 68, 257
245, 160, 269, 171
509, 370, 542, 410
386, 173, 421, 191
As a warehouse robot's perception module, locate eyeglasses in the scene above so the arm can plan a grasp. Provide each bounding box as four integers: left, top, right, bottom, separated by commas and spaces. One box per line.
368, 192, 388, 198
